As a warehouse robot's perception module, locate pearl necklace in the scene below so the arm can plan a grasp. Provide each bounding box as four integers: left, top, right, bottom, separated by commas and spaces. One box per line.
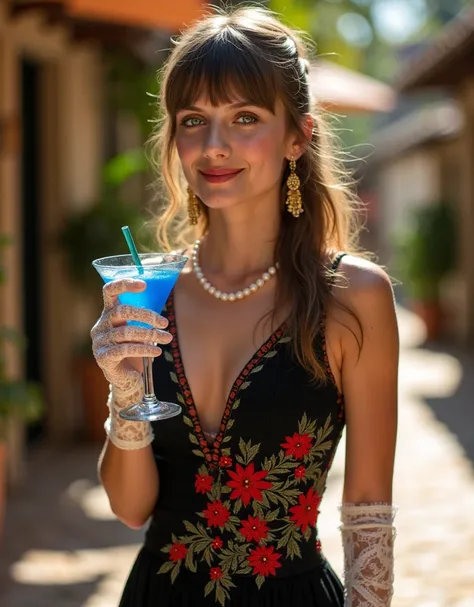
192, 239, 278, 302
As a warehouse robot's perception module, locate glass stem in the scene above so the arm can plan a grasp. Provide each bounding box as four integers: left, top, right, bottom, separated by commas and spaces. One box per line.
142, 357, 155, 398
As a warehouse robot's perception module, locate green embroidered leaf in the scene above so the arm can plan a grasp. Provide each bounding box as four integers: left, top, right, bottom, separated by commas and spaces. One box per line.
255, 574, 266, 589
198, 464, 209, 476
247, 443, 260, 462
170, 371, 179, 384
264, 350, 278, 358
303, 527, 312, 542
161, 544, 171, 554
171, 533, 178, 544
235, 454, 245, 465
188, 433, 199, 445
216, 584, 227, 606
233, 498, 242, 514
157, 560, 175, 574
265, 508, 280, 522
220, 575, 236, 590
221, 447, 231, 456
164, 350, 173, 362
183, 520, 199, 535
185, 545, 197, 572
222, 435, 232, 443
183, 415, 193, 427
177, 392, 185, 405
252, 501, 265, 518
278, 336, 292, 344
233, 398, 241, 410
250, 364, 264, 374
226, 419, 235, 431
170, 562, 180, 584
204, 546, 213, 566
287, 536, 302, 559
192, 449, 205, 458
240, 381, 251, 390
238, 565, 252, 575
220, 485, 231, 494
204, 580, 214, 597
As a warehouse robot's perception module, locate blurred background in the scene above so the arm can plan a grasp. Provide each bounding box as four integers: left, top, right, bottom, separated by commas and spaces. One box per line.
0, 0, 473, 605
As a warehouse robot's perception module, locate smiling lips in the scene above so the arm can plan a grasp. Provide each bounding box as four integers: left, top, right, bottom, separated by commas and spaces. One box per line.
199, 168, 243, 184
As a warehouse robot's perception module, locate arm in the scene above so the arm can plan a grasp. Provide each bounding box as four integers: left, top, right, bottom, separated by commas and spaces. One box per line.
98, 384, 159, 529
92, 278, 171, 529
336, 258, 399, 606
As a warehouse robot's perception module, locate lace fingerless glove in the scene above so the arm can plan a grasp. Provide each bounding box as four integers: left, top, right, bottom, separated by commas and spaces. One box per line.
339, 502, 397, 606
104, 383, 154, 450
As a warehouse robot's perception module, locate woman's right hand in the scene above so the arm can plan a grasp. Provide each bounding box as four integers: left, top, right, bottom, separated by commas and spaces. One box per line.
91, 278, 172, 395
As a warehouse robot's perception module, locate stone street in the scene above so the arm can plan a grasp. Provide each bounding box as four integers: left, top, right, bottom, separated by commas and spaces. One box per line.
1, 305, 473, 606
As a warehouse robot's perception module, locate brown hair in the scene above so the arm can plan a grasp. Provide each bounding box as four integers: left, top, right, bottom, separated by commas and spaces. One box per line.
150, 5, 364, 382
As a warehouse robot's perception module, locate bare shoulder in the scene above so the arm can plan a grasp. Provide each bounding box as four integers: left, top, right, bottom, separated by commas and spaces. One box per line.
329, 254, 398, 351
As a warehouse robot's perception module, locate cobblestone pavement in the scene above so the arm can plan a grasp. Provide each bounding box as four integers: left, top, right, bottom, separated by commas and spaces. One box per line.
0, 305, 473, 606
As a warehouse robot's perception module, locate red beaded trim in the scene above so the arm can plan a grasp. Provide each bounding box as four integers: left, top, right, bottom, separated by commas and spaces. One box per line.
166, 292, 287, 466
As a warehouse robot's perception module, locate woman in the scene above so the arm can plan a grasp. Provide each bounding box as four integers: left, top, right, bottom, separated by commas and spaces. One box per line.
91, 6, 398, 607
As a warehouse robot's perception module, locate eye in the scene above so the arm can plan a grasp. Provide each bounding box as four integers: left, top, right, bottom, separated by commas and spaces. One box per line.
236, 113, 258, 125
180, 115, 205, 128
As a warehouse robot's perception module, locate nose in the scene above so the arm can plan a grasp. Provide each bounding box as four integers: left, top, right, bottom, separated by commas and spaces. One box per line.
203, 122, 231, 160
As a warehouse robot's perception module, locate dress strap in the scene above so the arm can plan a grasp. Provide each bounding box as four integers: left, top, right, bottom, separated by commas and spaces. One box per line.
330, 251, 347, 273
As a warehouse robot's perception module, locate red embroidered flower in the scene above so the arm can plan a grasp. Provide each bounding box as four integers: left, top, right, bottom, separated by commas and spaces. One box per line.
169, 542, 188, 562
203, 500, 231, 527
240, 516, 269, 542
227, 463, 273, 506
248, 545, 282, 577
219, 455, 233, 468
210, 567, 223, 580
281, 433, 313, 458
195, 473, 213, 495
316, 539, 322, 551
211, 536, 223, 550
289, 487, 321, 532
294, 465, 306, 479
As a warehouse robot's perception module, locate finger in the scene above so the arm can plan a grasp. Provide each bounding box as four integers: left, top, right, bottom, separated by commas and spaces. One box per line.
112, 305, 169, 329
95, 343, 163, 364
90, 311, 115, 341
97, 326, 173, 347
102, 279, 146, 310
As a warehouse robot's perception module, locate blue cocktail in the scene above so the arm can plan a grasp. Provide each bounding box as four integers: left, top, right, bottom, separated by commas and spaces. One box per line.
92, 253, 187, 421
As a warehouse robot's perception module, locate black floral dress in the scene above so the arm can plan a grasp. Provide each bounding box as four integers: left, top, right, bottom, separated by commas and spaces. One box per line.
119, 254, 347, 607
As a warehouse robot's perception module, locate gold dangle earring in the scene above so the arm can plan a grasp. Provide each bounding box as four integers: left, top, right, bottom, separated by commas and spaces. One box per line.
285, 157, 304, 218
187, 186, 201, 225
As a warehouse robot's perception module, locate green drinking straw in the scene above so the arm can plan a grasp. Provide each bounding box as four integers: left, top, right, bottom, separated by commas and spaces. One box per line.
121, 225, 144, 275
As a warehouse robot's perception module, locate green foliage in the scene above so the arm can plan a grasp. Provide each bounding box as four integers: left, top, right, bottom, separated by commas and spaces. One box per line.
57, 196, 153, 291
57, 146, 155, 292
394, 203, 457, 301
0, 237, 44, 434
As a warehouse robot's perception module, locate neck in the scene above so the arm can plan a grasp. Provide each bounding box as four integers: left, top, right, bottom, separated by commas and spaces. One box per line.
198, 206, 280, 277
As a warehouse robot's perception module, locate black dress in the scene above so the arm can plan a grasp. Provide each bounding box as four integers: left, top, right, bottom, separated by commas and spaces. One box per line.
119, 254, 347, 607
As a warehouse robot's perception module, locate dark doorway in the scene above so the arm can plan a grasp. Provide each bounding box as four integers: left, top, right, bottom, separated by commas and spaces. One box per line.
20, 57, 45, 443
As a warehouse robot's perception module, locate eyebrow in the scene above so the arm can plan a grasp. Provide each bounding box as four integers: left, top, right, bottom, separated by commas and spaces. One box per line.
178, 101, 262, 112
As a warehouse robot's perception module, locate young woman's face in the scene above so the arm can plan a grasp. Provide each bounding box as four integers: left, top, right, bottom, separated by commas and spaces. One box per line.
175, 95, 296, 213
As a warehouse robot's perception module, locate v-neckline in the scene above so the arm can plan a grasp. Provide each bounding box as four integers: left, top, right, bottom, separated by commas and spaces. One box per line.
165, 291, 287, 467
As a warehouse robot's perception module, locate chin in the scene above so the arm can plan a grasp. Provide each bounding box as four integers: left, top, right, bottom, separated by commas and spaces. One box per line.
199, 190, 242, 210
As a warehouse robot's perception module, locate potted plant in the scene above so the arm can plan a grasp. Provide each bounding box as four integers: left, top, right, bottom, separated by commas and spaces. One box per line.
395, 202, 457, 341
57, 157, 153, 441
0, 235, 43, 538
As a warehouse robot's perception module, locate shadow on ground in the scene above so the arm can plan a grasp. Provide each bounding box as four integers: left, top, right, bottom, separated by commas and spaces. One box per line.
422, 343, 474, 466
0, 446, 142, 606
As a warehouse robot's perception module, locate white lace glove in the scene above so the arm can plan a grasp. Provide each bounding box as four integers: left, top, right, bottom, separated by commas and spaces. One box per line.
91, 278, 172, 450
339, 502, 397, 607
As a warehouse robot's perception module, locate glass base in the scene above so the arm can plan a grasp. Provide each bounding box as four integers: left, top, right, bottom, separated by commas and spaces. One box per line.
118, 396, 182, 422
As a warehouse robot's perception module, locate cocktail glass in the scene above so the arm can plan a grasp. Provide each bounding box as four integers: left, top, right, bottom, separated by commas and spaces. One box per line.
92, 253, 187, 422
